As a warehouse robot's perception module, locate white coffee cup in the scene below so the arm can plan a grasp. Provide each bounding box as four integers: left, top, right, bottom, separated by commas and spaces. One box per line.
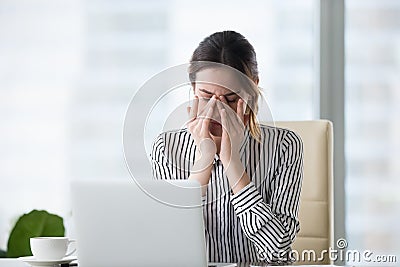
30, 237, 76, 261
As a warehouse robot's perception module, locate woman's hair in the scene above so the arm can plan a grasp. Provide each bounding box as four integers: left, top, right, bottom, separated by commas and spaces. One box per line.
189, 30, 261, 141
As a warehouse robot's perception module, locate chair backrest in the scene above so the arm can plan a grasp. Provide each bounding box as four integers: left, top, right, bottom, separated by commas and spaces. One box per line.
274, 120, 334, 265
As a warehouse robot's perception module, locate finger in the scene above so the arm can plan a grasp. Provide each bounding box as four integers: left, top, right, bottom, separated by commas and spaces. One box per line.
221, 100, 243, 132
219, 95, 229, 109
220, 108, 230, 140
215, 98, 224, 113
187, 105, 201, 130
237, 99, 245, 123
201, 96, 216, 133
218, 96, 231, 123
217, 99, 234, 128
188, 116, 203, 139
217, 96, 237, 124
219, 96, 243, 121
190, 96, 199, 120
204, 95, 217, 109
187, 106, 194, 125
197, 96, 214, 117
220, 107, 226, 126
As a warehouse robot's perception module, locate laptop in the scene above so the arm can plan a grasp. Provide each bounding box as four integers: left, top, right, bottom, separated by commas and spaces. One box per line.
71, 179, 233, 267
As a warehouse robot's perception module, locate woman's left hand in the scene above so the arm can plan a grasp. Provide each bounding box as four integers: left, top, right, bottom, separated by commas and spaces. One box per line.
218, 96, 251, 193
218, 96, 246, 167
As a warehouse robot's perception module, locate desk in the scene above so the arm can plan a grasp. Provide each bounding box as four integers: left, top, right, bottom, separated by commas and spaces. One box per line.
0, 258, 350, 267
0, 259, 26, 267
213, 264, 342, 267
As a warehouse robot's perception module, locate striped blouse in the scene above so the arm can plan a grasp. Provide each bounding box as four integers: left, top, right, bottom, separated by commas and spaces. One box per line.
150, 124, 303, 263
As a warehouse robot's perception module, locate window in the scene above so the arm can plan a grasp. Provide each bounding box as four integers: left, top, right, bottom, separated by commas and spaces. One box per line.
0, 0, 316, 249
345, 0, 400, 264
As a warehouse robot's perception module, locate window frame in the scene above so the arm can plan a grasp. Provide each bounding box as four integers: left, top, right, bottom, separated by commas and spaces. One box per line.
317, 0, 346, 264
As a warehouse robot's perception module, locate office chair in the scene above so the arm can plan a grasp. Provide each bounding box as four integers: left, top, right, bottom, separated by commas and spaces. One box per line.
274, 120, 334, 265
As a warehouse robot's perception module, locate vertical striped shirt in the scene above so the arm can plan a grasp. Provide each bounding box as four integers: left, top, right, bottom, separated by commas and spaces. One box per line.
150, 124, 303, 264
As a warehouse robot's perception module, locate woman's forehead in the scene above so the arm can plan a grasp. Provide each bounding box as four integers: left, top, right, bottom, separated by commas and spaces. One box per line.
195, 68, 240, 89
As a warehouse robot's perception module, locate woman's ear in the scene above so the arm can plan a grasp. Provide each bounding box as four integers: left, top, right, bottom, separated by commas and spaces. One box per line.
254, 78, 259, 85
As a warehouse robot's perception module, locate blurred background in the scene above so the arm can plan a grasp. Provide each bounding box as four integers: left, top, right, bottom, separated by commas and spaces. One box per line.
0, 0, 399, 265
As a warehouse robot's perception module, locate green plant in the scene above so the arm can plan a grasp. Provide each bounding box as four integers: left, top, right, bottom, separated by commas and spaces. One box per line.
5, 210, 65, 258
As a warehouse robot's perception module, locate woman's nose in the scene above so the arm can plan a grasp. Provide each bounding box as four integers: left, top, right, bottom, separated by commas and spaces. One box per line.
211, 94, 221, 100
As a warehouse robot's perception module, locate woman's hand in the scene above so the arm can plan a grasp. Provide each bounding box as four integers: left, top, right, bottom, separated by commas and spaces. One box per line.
187, 95, 217, 173
218, 96, 245, 165
218, 96, 250, 192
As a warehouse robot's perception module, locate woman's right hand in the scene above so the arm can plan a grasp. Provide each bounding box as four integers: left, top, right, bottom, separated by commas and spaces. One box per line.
187, 95, 217, 173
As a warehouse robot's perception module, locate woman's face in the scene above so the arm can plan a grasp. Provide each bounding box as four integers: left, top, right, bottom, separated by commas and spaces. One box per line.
193, 82, 248, 137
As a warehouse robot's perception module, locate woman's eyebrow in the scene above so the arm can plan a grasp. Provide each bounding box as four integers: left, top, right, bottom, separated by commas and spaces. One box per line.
199, 88, 238, 97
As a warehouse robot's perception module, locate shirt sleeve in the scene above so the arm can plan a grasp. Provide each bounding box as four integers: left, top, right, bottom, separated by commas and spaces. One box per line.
151, 133, 207, 204
150, 133, 173, 180
230, 130, 304, 263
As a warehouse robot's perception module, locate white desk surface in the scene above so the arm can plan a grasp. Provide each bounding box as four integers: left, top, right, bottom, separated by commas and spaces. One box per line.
0, 259, 358, 267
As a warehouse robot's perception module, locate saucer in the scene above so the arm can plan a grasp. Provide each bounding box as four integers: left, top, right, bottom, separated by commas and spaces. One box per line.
18, 256, 77, 266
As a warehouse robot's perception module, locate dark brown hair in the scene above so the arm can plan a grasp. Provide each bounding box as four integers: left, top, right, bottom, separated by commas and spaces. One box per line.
189, 31, 261, 141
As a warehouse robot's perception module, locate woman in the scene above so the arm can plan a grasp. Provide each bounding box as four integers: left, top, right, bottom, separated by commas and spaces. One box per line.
151, 31, 303, 264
